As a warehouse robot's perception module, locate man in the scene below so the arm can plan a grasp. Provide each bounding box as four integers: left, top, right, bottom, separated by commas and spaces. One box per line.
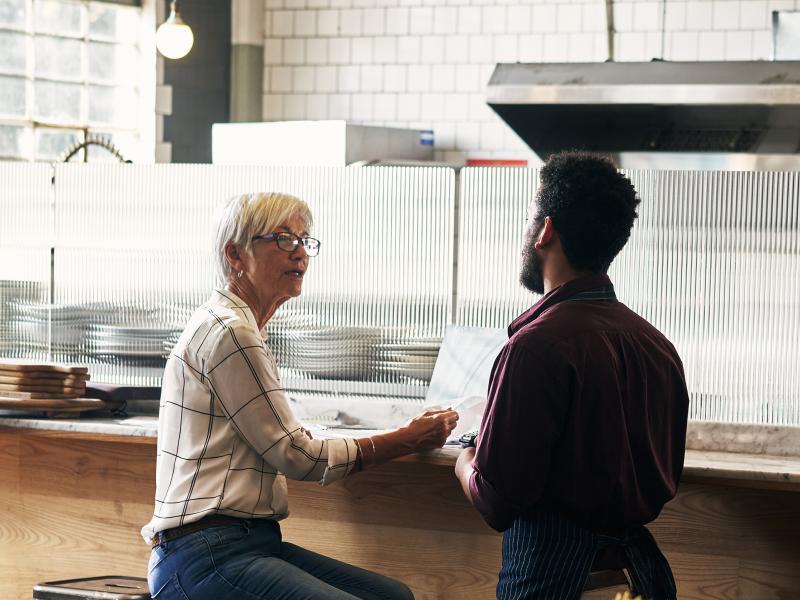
455, 152, 689, 600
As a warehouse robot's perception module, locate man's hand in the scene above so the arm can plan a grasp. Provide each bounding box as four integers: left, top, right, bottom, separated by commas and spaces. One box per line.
455, 446, 476, 505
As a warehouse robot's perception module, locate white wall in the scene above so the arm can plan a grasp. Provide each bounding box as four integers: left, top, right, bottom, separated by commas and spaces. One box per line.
258, 0, 799, 163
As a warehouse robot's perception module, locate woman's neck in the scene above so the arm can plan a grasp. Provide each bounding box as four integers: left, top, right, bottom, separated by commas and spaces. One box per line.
224, 278, 284, 330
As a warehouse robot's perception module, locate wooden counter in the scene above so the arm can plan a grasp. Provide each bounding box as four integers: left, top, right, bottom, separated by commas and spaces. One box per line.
1, 425, 799, 599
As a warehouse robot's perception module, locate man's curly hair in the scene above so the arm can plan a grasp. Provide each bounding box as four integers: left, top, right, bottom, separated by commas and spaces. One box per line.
534, 151, 640, 273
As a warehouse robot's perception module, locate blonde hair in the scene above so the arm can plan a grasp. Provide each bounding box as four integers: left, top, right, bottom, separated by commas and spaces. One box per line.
213, 192, 313, 284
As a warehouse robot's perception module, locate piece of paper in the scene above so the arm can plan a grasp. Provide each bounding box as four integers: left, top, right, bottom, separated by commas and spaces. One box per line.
425, 325, 507, 408
427, 394, 487, 444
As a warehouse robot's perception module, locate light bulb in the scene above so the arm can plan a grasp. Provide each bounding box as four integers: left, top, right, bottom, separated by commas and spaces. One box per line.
156, 1, 194, 60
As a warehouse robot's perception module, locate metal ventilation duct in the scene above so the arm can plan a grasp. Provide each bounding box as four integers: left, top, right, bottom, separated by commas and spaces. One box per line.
487, 61, 800, 170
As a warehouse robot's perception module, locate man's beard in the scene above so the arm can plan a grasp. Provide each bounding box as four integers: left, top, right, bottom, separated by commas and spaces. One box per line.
520, 244, 544, 294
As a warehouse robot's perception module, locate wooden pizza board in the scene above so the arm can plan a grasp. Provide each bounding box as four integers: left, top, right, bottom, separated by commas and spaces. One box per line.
0, 388, 81, 399
0, 396, 107, 415
0, 380, 86, 395
0, 360, 89, 375
0, 370, 90, 382
0, 373, 86, 388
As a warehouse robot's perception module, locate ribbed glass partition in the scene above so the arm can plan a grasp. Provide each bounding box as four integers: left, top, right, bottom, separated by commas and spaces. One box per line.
0, 164, 52, 362
265, 167, 455, 400
455, 167, 541, 328
456, 168, 800, 426
4, 164, 798, 426
52, 165, 455, 397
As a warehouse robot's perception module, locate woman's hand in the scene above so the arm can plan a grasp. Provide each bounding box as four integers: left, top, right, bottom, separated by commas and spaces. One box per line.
356, 409, 459, 469
402, 408, 460, 451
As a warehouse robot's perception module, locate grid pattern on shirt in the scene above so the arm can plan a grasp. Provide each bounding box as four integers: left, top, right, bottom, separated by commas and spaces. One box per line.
141, 290, 358, 543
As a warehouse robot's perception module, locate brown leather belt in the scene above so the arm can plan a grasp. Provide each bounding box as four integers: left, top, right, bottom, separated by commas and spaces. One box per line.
151, 515, 244, 549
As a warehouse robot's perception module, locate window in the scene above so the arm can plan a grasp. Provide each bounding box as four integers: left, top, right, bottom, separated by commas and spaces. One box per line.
0, 0, 144, 162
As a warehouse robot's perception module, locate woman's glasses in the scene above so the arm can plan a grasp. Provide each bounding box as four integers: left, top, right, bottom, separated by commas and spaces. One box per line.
251, 232, 321, 257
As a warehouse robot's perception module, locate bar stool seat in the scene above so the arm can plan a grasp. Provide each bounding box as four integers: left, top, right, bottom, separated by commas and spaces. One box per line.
580, 544, 632, 600
33, 575, 151, 599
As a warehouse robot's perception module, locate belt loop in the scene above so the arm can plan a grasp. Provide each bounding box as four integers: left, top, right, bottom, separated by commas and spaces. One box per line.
242, 520, 251, 534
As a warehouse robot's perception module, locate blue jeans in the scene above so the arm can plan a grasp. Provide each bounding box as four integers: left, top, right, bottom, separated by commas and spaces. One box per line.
148, 519, 414, 600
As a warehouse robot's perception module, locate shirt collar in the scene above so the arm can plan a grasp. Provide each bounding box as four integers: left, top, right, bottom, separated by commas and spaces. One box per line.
508, 273, 615, 336
211, 288, 263, 334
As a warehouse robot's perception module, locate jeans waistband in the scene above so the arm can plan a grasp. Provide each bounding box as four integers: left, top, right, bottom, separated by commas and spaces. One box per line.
151, 515, 244, 549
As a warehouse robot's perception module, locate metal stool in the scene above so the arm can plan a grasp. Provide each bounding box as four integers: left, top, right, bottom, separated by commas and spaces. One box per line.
581, 544, 632, 600
33, 576, 151, 600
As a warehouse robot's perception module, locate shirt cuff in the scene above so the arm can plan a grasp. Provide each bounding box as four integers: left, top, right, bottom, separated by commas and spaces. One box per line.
320, 437, 359, 486
469, 467, 516, 532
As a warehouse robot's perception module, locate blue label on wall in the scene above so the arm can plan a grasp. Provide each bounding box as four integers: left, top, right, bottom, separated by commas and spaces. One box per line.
419, 130, 434, 146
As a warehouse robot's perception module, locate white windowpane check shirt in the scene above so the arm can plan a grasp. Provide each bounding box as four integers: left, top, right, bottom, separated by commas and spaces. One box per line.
141, 290, 358, 543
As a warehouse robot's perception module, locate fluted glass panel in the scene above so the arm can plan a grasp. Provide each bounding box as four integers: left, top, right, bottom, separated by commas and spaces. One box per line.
456, 168, 800, 426
4, 164, 793, 425
456, 168, 541, 328
53, 165, 455, 395
0, 164, 52, 361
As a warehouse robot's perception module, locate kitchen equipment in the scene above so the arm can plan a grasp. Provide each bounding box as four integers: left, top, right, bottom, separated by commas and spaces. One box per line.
486, 61, 800, 170
211, 120, 434, 165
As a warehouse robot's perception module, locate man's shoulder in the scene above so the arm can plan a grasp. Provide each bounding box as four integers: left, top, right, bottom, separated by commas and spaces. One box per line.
505, 316, 563, 359
603, 301, 677, 347
512, 300, 675, 354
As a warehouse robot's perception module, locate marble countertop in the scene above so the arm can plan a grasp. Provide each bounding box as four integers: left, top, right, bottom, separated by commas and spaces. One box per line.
1, 415, 799, 489
686, 420, 800, 457
411, 446, 800, 489
0, 414, 159, 438
682, 449, 800, 487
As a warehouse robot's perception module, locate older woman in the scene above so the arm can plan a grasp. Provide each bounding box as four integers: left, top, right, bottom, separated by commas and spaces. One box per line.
142, 192, 458, 600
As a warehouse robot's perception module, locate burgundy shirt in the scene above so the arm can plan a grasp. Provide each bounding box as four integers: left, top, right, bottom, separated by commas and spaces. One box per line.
469, 274, 689, 535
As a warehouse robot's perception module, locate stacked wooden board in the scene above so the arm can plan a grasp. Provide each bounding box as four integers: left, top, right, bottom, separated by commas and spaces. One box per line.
0, 361, 106, 415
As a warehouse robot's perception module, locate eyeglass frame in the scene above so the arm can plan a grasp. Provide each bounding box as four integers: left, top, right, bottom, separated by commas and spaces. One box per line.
250, 232, 321, 256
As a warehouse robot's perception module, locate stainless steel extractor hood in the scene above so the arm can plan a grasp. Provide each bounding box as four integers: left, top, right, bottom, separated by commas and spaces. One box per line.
487, 61, 800, 170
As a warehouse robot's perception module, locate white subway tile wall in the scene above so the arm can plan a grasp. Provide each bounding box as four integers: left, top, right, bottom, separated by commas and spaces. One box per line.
260, 0, 800, 161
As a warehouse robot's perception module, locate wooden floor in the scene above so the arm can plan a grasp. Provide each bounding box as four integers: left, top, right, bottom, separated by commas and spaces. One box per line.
1, 427, 799, 599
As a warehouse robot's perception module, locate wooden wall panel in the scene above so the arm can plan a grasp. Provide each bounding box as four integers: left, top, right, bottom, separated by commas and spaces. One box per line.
283, 461, 504, 599
0, 430, 155, 600
2, 427, 800, 600
287, 459, 501, 534
652, 483, 800, 564
737, 559, 800, 600
281, 520, 501, 600
661, 551, 739, 600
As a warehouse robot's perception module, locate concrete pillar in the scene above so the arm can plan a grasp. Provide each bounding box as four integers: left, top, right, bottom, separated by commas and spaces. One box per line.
230, 0, 264, 122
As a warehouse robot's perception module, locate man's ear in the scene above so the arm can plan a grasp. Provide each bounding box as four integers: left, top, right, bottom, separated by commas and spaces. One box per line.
535, 216, 555, 249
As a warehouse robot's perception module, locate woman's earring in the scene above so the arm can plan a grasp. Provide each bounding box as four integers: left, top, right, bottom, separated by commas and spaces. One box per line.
237, 270, 244, 279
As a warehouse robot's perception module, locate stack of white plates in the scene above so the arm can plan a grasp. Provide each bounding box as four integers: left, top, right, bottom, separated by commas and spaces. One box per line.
8, 301, 91, 354
270, 326, 384, 380
375, 334, 441, 382
0, 280, 44, 355
267, 323, 442, 384
87, 323, 176, 362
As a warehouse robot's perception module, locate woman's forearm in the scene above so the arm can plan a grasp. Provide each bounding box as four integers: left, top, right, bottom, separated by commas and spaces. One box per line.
356, 428, 417, 469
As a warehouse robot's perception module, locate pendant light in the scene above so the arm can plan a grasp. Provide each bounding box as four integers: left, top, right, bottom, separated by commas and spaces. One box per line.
156, 1, 194, 60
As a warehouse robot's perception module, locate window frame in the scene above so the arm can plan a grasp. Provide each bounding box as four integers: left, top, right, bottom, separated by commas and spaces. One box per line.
0, 0, 150, 162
